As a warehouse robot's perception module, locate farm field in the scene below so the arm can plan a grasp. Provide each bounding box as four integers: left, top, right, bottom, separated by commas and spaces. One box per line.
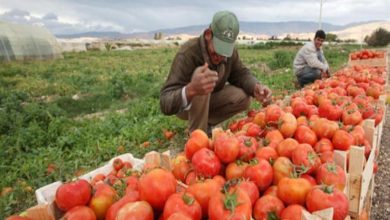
0, 43, 358, 217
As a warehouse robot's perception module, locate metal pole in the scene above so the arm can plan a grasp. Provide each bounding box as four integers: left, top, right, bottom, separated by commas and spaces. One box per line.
319, 0, 323, 29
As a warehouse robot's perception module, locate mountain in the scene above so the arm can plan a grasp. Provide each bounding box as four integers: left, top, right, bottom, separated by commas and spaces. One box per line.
56, 20, 389, 41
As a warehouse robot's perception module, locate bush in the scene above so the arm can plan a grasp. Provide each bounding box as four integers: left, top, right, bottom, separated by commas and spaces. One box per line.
364, 28, 390, 47
268, 50, 295, 70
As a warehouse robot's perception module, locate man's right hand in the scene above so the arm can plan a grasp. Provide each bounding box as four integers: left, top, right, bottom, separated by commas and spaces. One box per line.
185, 63, 218, 101
321, 69, 330, 79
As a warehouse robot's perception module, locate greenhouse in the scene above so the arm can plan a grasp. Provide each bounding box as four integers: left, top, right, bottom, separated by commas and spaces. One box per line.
0, 21, 63, 61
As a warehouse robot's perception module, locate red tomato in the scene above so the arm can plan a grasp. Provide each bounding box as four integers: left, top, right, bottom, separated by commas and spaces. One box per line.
112, 158, 124, 171
225, 161, 248, 180
342, 108, 362, 125
253, 195, 285, 220
89, 183, 117, 219
294, 125, 317, 146
291, 144, 321, 174
166, 213, 192, 220
235, 180, 260, 206
243, 159, 273, 192
185, 129, 209, 160
244, 122, 262, 137
115, 201, 154, 220
263, 185, 278, 197
63, 206, 96, 220
279, 112, 298, 138
316, 163, 346, 191
320, 150, 334, 163
314, 138, 333, 153
55, 179, 92, 211
280, 204, 305, 220
350, 125, 365, 146
191, 148, 221, 177
255, 146, 278, 163
253, 111, 266, 128
214, 134, 240, 164
311, 118, 338, 140
171, 154, 192, 182
318, 102, 342, 121
186, 179, 221, 218
301, 174, 317, 186
272, 157, 293, 185
105, 194, 139, 220
237, 135, 258, 161
265, 104, 283, 125
332, 129, 354, 151
276, 138, 298, 159
162, 192, 202, 220
264, 129, 284, 145
208, 188, 252, 220
277, 177, 312, 205
184, 171, 197, 185
306, 186, 349, 220
139, 168, 176, 210
373, 162, 378, 174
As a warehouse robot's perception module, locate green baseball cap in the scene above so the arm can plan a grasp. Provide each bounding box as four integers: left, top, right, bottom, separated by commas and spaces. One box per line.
210, 11, 239, 57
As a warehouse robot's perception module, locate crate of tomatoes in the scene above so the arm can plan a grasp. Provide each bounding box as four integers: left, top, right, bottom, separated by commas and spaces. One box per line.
348, 49, 387, 67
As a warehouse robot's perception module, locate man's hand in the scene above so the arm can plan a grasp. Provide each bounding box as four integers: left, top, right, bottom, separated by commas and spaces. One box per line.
186, 63, 218, 101
253, 83, 272, 107
321, 69, 330, 79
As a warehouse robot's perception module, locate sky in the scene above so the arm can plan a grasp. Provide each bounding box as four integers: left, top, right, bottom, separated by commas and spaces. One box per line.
0, 0, 389, 34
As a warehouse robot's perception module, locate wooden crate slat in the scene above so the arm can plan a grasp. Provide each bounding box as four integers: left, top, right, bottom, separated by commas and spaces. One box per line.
25, 204, 56, 220
358, 142, 376, 214
362, 119, 376, 148
334, 150, 348, 172
348, 146, 365, 217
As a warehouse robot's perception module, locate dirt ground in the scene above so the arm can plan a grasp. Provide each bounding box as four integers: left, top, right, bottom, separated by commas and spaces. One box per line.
370, 47, 390, 219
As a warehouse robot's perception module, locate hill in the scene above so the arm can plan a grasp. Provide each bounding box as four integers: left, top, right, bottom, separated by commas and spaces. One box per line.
56, 20, 390, 43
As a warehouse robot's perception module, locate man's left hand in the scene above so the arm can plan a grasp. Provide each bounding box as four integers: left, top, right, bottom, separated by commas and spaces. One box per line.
253, 84, 272, 107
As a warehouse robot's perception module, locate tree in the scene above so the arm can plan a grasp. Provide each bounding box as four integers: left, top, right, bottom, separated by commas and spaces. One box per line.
326, 33, 338, 42
283, 34, 292, 41
364, 28, 390, 47
154, 32, 163, 40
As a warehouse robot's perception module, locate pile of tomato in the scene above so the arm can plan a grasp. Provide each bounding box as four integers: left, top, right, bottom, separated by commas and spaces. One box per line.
7, 63, 386, 220
350, 50, 385, 60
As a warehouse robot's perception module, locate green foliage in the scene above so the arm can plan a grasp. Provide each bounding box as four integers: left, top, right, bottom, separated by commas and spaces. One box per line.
326, 33, 339, 42
242, 41, 303, 50
364, 28, 390, 47
267, 50, 295, 70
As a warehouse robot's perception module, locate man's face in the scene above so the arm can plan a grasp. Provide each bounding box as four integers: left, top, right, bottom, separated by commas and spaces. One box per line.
314, 37, 325, 49
208, 39, 226, 65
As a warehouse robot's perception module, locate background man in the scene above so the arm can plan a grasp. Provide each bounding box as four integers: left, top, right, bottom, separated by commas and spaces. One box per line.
293, 29, 330, 87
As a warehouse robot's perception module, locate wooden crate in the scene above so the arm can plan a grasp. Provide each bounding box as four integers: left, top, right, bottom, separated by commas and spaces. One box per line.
348, 50, 388, 67
332, 117, 382, 219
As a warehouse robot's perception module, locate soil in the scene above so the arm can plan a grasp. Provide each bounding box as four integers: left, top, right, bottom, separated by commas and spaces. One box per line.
371, 47, 390, 219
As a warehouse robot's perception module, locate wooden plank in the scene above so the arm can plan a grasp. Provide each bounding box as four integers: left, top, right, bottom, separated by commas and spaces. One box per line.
348, 57, 387, 67
302, 210, 322, 220
313, 208, 334, 220
348, 146, 365, 175
358, 143, 376, 214
362, 119, 376, 149
348, 174, 362, 218
25, 204, 56, 220
348, 146, 365, 217
334, 150, 348, 173
144, 150, 172, 170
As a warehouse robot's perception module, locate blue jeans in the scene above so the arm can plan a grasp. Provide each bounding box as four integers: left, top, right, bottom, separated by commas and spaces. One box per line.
297, 66, 321, 87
